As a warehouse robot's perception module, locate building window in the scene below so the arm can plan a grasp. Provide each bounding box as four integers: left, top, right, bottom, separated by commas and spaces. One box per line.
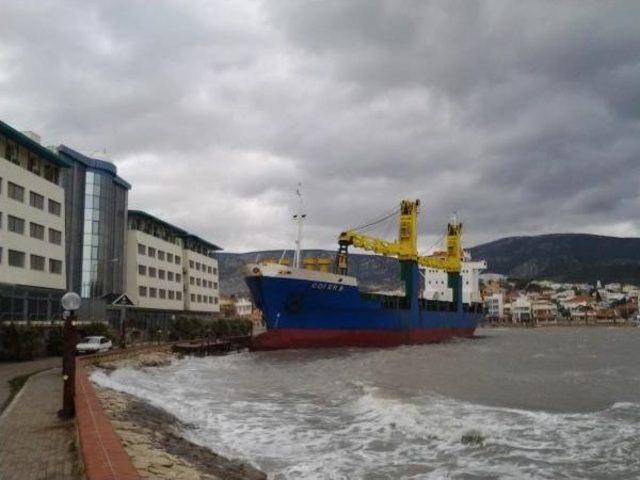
190, 293, 195, 302
30, 254, 45, 271
29, 191, 44, 209
196, 278, 201, 287
49, 259, 62, 274
214, 297, 219, 305
213, 267, 218, 275
27, 155, 40, 175
197, 294, 202, 303
158, 250, 165, 261
214, 282, 218, 289
176, 291, 182, 301
176, 273, 181, 282
138, 265, 146, 275
167, 271, 174, 281
8, 215, 24, 234
167, 253, 173, 263
208, 281, 212, 288
149, 288, 157, 298
148, 267, 156, 278
8, 250, 25, 267
159, 289, 166, 299
44, 164, 60, 184
158, 269, 165, 280
196, 262, 201, 271
190, 276, 195, 285
189, 260, 194, 268
5, 142, 18, 163
209, 296, 213, 303
138, 243, 146, 255
168, 290, 174, 300
139, 286, 147, 297
8, 182, 25, 202
175, 255, 181, 265
30, 222, 45, 240
48, 199, 61, 216
48, 228, 62, 245
148, 247, 156, 258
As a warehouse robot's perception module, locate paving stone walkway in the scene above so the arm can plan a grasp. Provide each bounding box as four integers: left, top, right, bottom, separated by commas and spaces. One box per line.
0, 367, 81, 480
0, 357, 61, 410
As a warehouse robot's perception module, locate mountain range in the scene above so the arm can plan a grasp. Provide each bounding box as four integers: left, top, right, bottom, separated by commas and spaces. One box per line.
467, 233, 640, 285
218, 234, 640, 296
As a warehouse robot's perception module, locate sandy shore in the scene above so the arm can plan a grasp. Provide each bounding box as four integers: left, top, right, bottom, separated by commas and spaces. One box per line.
92, 353, 267, 480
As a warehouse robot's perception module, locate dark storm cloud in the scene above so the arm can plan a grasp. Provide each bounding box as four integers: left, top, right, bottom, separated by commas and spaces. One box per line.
1, 0, 639, 251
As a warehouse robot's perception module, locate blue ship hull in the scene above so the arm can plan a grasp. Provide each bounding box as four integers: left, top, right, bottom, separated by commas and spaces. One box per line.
246, 262, 483, 350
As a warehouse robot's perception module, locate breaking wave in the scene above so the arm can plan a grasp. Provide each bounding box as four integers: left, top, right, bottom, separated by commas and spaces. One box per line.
92, 347, 640, 480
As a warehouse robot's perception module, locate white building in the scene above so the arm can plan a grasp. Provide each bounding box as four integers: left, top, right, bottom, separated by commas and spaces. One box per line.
0, 121, 69, 321
422, 253, 486, 304
484, 293, 504, 319
234, 297, 253, 316
511, 296, 532, 322
182, 234, 221, 313
532, 300, 558, 323
126, 210, 221, 319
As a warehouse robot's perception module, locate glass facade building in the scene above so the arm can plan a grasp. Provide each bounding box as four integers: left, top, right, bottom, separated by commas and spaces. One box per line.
59, 145, 130, 321
80, 170, 128, 298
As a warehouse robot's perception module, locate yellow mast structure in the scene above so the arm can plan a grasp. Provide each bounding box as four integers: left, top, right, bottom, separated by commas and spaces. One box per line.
336, 199, 463, 274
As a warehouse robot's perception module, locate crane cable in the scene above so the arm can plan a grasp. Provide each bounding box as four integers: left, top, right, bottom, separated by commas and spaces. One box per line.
418, 233, 446, 258
351, 206, 400, 232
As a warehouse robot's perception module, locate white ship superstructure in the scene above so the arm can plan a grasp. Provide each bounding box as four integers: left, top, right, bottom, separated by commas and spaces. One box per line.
422, 251, 486, 304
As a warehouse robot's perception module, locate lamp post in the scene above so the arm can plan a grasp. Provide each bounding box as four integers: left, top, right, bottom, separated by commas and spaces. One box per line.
60, 292, 80, 419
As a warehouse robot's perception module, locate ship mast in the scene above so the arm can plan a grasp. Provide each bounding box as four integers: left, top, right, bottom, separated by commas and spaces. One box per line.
293, 184, 306, 269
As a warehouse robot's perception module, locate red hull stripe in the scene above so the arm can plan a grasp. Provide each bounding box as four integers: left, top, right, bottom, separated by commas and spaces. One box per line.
251, 327, 476, 351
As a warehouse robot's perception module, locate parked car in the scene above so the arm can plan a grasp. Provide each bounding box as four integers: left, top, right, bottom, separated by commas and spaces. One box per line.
76, 336, 112, 354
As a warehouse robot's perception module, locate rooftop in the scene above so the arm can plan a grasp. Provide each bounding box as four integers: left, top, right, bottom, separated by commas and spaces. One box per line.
0, 120, 71, 168
58, 145, 131, 189
128, 209, 222, 252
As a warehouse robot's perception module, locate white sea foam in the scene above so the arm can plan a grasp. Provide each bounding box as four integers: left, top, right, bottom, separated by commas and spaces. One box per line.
91, 335, 640, 479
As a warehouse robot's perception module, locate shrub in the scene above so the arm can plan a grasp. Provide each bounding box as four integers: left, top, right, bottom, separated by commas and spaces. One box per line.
0, 324, 45, 361
168, 317, 253, 341
46, 327, 64, 356
169, 317, 206, 340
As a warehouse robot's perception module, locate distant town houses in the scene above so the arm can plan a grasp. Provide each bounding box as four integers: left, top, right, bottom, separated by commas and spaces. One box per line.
481, 275, 639, 325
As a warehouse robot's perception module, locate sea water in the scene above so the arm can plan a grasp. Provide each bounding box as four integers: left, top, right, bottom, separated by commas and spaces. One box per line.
92, 328, 640, 479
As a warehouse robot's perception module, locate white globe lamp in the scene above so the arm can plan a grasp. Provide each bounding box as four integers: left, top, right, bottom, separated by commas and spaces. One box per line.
61, 292, 81, 311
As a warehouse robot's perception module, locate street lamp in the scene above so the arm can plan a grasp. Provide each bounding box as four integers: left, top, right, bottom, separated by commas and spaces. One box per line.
60, 291, 80, 419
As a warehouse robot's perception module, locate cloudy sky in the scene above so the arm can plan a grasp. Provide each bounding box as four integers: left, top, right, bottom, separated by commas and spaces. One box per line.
2, 1, 639, 252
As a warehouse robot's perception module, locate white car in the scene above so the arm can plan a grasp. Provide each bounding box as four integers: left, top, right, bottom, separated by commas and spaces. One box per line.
76, 336, 112, 354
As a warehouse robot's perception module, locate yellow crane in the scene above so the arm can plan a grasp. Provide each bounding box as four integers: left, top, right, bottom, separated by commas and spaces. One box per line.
336, 199, 463, 275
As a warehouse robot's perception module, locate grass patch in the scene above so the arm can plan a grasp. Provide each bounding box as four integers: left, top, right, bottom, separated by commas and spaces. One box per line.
1, 368, 50, 414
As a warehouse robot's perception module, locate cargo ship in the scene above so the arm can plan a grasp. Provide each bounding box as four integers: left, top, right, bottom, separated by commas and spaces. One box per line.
245, 199, 485, 350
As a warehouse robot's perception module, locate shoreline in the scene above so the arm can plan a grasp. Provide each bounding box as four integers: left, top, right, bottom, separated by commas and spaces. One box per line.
91, 353, 266, 480
480, 321, 636, 328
